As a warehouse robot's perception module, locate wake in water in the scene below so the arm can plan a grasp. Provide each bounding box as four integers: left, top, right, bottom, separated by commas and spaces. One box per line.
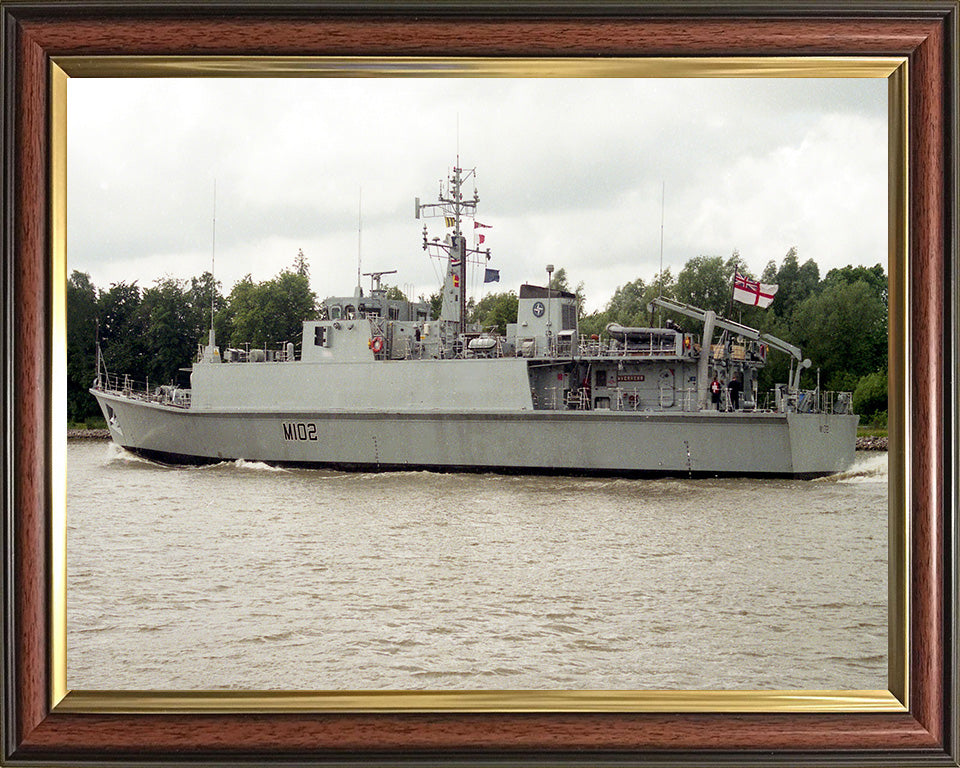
829, 452, 888, 484
103, 442, 156, 466
232, 458, 287, 473
104, 443, 287, 473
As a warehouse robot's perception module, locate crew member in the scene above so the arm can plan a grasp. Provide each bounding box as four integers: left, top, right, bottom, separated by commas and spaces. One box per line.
729, 374, 743, 411
710, 376, 722, 409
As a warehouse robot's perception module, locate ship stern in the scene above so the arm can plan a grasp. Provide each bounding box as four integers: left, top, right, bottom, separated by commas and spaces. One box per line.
786, 411, 860, 477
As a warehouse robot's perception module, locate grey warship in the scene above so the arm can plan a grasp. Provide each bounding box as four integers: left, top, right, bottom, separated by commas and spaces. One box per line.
90, 162, 858, 478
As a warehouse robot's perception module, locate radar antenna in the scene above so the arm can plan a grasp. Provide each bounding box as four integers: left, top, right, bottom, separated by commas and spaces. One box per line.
362, 269, 397, 295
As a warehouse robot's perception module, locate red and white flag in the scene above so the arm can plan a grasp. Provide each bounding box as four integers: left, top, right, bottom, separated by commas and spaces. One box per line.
733, 272, 778, 308
474, 221, 492, 229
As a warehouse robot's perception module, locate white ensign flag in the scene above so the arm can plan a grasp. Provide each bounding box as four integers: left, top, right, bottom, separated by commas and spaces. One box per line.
733, 272, 778, 309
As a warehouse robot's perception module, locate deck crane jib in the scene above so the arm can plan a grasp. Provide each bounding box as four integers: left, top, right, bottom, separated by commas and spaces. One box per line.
648, 295, 814, 411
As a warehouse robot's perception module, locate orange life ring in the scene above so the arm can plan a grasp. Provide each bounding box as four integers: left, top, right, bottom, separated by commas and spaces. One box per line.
371, 336, 384, 353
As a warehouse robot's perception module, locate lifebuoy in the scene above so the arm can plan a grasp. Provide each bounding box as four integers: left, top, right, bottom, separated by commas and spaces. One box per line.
371, 336, 384, 353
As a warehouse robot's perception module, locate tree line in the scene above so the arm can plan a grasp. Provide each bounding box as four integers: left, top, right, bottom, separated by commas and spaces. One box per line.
67, 255, 317, 424
68, 248, 888, 427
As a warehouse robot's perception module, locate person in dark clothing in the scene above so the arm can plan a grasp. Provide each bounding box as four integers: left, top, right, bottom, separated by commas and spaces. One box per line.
710, 376, 722, 409
729, 375, 743, 411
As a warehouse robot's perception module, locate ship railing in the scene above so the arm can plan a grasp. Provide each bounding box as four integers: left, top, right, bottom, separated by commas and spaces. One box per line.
576, 336, 680, 359
764, 387, 855, 414
609, 343, 677, 357
94, 371, 192, 408
538, 384, 703, 413
577, 336, 605, 356
814, 389, 854, 415
565, 387, 591, 410
793, 388, 855, 414
206, 341, 300, 364
615, 387, 641, 410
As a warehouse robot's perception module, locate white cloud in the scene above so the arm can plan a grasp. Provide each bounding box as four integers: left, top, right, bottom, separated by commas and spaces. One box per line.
67, 76, 887, 315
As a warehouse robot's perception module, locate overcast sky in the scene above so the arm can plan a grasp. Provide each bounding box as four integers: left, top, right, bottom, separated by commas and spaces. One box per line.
67, 77, 887, 313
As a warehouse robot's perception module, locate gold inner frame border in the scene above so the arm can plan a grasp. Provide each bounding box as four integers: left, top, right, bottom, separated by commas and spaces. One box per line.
49, 55, 909, 715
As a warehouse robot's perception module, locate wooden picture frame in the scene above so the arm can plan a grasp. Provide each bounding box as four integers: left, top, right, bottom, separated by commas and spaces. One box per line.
2, 2, 956, 765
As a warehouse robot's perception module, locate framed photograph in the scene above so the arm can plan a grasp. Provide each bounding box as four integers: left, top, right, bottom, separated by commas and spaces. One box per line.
2, 2, 956, 766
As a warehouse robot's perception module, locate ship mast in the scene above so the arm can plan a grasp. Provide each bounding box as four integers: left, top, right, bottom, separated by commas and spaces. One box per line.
416, 161, 489, 340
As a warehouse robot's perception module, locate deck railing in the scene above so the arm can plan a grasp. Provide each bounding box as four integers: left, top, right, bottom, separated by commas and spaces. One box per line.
94, 371, 191, 408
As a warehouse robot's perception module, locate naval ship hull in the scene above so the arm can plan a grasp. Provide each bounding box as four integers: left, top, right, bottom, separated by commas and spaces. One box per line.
92, 389, 858, 479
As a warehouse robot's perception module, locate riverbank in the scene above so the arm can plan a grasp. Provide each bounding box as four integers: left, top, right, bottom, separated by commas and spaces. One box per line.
67, 429, 110, 440
856, 436, 888, 451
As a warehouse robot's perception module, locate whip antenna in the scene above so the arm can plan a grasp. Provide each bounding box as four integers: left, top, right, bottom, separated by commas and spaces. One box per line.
210, 179, 217, 334
658, 180, 665, 297
357, 186, 362, 293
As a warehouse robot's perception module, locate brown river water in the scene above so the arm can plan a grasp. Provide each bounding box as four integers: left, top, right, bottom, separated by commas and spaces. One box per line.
67, 441, 888, 691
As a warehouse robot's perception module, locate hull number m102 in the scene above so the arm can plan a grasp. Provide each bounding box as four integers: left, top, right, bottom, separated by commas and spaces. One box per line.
282, 422, 319, 441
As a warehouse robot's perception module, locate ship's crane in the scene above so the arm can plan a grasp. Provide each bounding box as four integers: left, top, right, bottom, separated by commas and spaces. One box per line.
649, 296, 813, 394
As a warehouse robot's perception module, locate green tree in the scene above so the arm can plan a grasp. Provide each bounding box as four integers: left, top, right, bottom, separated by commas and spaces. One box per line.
66, 271, 101, 422
426, 290, 442, 321
753, 312, 794, 395
138, 277, 199, 385
228, 268, 317, 348
822, 263, 887, 307
577, 311, 608, 338
293, 248, 309, 277
641, 268, 680, 326
384, 285, 408, 301
189, 271, 231, 349
789, 280, 887, 391
674, 255, 731, 315
548, 267, 587, 318
761, 259, 778, 283
766, 247, 819, 319
853, 370, 888, 424
470, 291, 518, 335
548, 267, 571, 292
581, 269, 676, 339
605, 277, 647, 326
97, 281, 146, 382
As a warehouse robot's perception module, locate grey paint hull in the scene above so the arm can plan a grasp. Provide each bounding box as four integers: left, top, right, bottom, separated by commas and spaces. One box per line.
92, 390, 858, 478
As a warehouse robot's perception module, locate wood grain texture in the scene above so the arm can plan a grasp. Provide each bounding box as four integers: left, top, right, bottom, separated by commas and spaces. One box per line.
4, 4, 955, 764
14, 712, 941, 755
13, 23, 49, 748
17, 17, 941, 57
908, 13, 946, 746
